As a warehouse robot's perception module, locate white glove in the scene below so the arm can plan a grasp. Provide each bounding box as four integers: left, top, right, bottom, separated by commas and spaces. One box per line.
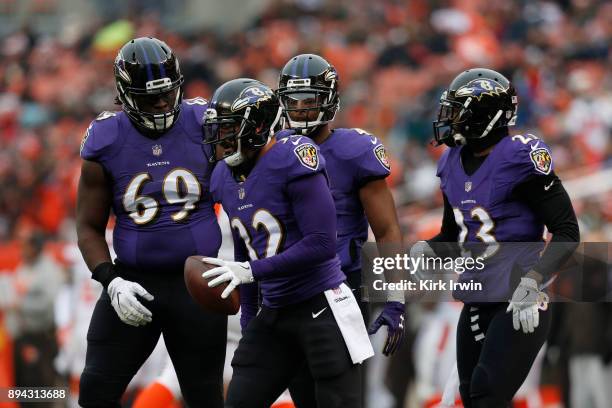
506, 277, 549, 334
107, 277, 154, 327
201, 257, 254, 299
409, 240, 437, 280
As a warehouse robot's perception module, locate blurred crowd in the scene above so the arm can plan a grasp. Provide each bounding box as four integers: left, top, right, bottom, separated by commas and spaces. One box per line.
0, 0, 611, 246
0, 0, 611, 406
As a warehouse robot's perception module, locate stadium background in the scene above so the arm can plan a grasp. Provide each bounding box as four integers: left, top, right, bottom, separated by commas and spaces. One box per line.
0, 0, 610, 407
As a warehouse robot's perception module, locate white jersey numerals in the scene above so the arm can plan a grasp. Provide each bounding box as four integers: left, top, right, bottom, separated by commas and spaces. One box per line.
353, 128, 372, 136
123, 168, 201, 225
231, 209, 283, 260
453, 208, 468, 247
96, 111, 117, 121
511, 134, 539, 145
184, 97, 208, 106
123, 174, 158, 224
354, 127, 378, 144
163, 169, 202, 221
453, 207, 499, 259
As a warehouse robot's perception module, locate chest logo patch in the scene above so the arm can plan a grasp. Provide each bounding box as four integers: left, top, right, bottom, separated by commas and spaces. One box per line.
152, 144, 163, 157
373, 144, 391, 171
529, 148, 552, 175
238, 187, 245, 200
465, 181, 472, 192
294, 143, 319, 171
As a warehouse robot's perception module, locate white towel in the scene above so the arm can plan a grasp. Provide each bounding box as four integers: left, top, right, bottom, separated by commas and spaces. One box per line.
324, 283, 374, 364
441, 362, 460, 407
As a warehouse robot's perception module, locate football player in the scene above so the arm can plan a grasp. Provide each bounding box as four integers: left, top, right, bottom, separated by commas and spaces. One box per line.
417, 68, 579, 407
76, 37, 226, 407
276, 53, 405, 353
202, 78, 373, 407
274, 54, 405, 405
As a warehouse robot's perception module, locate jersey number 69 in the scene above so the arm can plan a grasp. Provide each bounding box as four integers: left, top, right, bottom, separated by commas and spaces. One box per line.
123, 168, 201, 225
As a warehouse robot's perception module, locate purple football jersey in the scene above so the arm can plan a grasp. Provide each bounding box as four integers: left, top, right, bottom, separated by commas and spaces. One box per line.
211, 135, 345, 307
276, 128, 391, 274
318, 128, 391, 273
80, 98, 221, 272
437, 134, 552, 302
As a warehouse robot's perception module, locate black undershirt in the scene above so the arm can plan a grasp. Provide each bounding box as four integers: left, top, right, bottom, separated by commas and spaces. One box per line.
429, 147, 579, 280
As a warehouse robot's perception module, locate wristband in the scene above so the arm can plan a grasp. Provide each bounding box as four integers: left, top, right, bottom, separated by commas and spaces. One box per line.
92, 262, 119, 289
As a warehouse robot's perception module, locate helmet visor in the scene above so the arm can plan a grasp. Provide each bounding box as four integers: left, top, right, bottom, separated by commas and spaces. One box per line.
203, 114, 248, 162
133, 88, 180, 114
433, 93, 471, 145
278, 87, 333, 132
280, 91, 327, 120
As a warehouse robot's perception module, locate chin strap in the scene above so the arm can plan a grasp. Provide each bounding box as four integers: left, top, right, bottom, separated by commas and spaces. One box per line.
270, 106, 283, 134
224, 107, 253, 167
226, 106, 281, 167
223, 137, 244, 167
480, 109, 503, 138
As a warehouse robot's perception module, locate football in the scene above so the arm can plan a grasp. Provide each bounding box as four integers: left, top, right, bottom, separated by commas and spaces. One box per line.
184, 255, 240, 315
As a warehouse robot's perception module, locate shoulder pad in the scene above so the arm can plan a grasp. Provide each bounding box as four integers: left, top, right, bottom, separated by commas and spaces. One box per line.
271, 136, 325, 181
80, 111, 121, 161
275, 129, 296, 142
330, 128, 382, 160
503, 134, 554, 178
182, 97, 209, 126
210, 161, 230, 203
436, 147, 452, 177
340, 128, 391, 176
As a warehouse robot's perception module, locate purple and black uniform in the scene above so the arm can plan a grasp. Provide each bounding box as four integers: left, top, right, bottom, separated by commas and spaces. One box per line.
79, 99, 227, 408
277, 128, 391, 275
80, 98, 221, 272
210, 134, 345, 308
270, 128, 392, 405
315, 128, 391, 274
437, 134, 552, 302
218, 135, 365, 407
438, 134, 577, 406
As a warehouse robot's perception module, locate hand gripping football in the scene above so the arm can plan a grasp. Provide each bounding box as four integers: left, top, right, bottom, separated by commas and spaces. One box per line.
184, 255, 240, 315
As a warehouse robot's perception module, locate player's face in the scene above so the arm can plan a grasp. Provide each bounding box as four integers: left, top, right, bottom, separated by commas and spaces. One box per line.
214, 122, 242, 160
134, 88, 179, 114
433, 94, 468, 143
437, 98, 464, 126
283, 93, 321, 122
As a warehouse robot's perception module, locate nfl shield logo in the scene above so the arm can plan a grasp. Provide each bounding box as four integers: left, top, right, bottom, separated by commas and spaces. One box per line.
465, 181, 472, 192
238, 187, 245, 200
152, 144, 163, 156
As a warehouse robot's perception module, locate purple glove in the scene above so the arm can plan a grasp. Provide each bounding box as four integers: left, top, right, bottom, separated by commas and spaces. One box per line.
368, 301, 405, 356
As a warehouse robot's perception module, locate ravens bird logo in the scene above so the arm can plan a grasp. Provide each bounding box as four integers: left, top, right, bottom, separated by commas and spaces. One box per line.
231, 86, 274, 112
